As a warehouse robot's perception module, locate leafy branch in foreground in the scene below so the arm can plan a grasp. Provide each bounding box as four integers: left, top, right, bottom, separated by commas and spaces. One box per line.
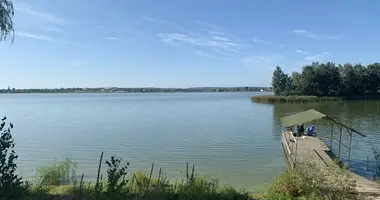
0, 0, 15, 42
0, 117, 28, 200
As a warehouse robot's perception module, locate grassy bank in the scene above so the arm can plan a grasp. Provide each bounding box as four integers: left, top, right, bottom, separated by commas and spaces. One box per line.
251, 95, 342, 103
21, 153, 260, 200
13, 153, 366, 200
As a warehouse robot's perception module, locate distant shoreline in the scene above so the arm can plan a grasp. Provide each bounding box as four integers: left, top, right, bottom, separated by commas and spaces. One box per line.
0, 87, 272, 94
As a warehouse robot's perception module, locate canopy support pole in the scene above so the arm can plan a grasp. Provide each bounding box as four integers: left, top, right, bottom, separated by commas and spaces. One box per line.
294, 134, 299, 168
330, 121, 334, 151
347, 128, 353, 168
338, 124, 343, 159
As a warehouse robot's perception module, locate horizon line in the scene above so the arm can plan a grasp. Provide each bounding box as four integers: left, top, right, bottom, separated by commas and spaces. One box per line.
3, 86, 272, 90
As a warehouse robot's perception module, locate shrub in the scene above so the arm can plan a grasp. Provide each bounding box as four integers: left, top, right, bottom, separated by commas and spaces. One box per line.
265, 158, 357, 200
36, 157, 77, 186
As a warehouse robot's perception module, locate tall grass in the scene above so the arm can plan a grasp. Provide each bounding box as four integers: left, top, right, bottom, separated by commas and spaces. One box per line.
28, 153, 255, 200
36, 156, 77, 186
20, 151, 372, 200
251, 95, 341, 104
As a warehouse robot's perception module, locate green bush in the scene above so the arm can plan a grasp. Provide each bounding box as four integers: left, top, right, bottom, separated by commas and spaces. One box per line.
265, 158, 357, 200
36, 157, 77, 186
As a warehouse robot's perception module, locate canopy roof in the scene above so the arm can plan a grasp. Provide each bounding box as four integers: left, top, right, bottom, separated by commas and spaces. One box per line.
281, 109, 327, 127
280, 109, 365, 137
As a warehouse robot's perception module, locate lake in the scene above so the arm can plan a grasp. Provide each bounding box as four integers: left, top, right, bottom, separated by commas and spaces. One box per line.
0, 92, 379, 191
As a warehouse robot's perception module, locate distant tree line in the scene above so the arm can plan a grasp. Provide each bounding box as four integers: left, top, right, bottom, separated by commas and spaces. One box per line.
272, 62, 380, 97
0, 87, 271, 93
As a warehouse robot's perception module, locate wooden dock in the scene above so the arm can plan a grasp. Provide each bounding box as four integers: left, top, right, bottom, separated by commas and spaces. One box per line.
281, 131, 380, 196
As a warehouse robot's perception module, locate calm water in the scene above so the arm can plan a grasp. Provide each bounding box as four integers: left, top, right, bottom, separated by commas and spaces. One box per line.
0, 93, 379, 190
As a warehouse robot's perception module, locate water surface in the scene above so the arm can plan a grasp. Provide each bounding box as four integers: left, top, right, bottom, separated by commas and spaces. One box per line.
0, 93, 379, 190
0, 92, 284, 190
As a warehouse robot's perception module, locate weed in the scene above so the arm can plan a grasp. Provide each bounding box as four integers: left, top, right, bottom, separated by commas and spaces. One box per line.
36, 157, 77, 186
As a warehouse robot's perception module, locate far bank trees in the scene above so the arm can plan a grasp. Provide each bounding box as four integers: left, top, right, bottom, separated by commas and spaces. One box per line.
272, 62, 380, 97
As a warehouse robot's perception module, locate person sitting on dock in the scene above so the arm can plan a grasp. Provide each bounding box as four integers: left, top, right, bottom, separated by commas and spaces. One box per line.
307, 125, 316, 136
294, 124, 304, 137
298, 124, 305, 136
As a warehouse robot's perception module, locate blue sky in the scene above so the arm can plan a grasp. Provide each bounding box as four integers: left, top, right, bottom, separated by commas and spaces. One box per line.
1, 0, 380, 89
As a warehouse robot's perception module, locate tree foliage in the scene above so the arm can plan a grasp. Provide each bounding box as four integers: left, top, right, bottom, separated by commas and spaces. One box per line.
0, 117, 26, 200
272, 62, 380, 97
272, 66, 291, 96
0, 0, 15, 42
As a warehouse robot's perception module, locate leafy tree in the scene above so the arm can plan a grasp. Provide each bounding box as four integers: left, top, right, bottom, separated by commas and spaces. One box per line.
291, 72, 302, 95
0, 0, 15, 42
340, 63, 359, 96
366, 63, 380, 94
300, 64, 318, 96
272, 66, 289, 95
270, 61, 380, 97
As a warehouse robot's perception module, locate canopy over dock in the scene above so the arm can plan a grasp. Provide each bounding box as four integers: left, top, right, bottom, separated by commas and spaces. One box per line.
280, 109, 366, 167
280, 109, 380, 195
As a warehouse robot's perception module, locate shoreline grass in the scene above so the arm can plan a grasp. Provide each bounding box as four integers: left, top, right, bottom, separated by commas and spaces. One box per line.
23, 154, 363, 200
24, 154, 261, 200
251, 95, 342, 103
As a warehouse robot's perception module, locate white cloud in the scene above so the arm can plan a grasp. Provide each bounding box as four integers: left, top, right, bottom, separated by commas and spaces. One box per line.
15, 2, 73, 44
143, 16, 188, 33
16, 32, 55, 42
253, 37, 271, 44
293, 29, 341, 40
16, 2, 72, 25
304, 52, 329, 61
153, 19, 250, 59
73, 60, 89, 66
195, 21, 222, 30
157, 32, 248, 54
213, 35, 230, 42
16, 31, 72, 44
241, 54, 284, 70
143, 16, 165, 24
104, 37, 119, 40
193, 49, 220, 59
296, 49, 308, 54
293, 29, 308, 34
41, 26, 65, 33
